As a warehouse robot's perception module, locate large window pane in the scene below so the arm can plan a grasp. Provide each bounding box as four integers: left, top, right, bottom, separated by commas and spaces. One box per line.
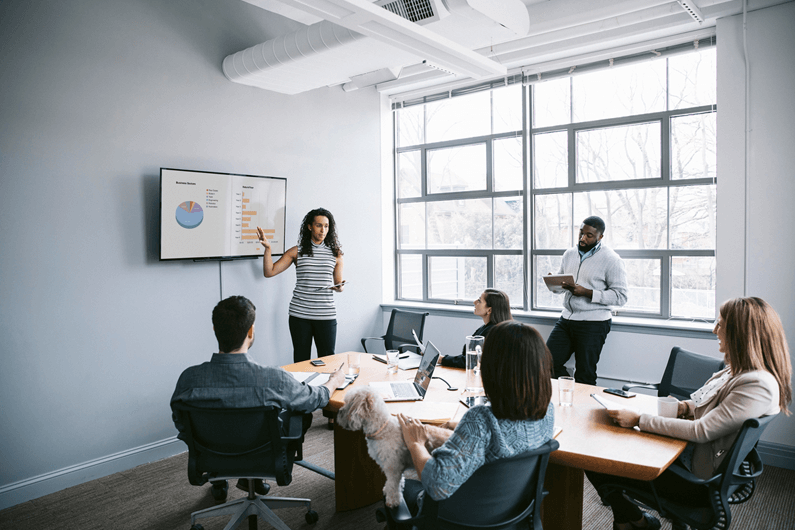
670, 185, 716, 249
534, 194, 572, 249
573, 61, 666, 122
495, 255, 524, 307
429, 256, 486, 300
494, 197, 523, 250
577, 122, 661, 183
427, 199, 491, 249
533, 131, 568, 189
533, 77, 570, 128
623, 259, 661, 314
493, 137, 523, 191
396, 105, 423, 147
397, 150, 421, 198
574, 189, 667, 249
426, 91, 490, 144
398, 203, 425, 249
399, 254, 422, 300
669, 48, 716, 110
492, 84, 522, 134
671, 112, 716, 180
534, 255, 563, 310
672, 257, 716, 319
427, 144, 486, 194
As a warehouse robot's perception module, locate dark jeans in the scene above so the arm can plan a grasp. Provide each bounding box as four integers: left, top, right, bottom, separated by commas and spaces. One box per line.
547, 317, 611, 385
586, 469, 709, 524
289, 316, 337, 363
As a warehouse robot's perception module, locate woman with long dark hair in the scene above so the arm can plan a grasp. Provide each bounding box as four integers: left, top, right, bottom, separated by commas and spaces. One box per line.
440, 288, 512, 368
395, 321, 555, 515
587, 297, 792, 530
257, 208, 345, 363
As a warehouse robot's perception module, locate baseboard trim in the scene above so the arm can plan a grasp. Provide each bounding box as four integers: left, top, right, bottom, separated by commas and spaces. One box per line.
0, 436, 186, 511
757, 441, 795, 471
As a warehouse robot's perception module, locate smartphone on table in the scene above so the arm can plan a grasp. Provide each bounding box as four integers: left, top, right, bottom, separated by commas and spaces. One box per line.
310, 359, 326, 366
603, 388, 636, 398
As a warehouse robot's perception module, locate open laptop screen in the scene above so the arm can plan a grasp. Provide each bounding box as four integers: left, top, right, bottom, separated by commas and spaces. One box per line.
414, 341, 440, 393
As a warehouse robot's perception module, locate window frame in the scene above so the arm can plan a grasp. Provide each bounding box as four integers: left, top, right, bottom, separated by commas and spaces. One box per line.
393, 45, 717, 321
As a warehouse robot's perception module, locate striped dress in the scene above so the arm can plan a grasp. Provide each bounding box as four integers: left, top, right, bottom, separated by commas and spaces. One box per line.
288, 242, 337, 320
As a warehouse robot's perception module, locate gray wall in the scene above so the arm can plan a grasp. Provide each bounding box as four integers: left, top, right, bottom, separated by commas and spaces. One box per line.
0, 0, 383, 506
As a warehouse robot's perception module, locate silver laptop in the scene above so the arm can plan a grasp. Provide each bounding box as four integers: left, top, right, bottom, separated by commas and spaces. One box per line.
369, 341, 441, 402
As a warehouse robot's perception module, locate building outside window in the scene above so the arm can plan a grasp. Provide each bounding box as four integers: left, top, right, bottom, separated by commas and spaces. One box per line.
394, 45, 716, 321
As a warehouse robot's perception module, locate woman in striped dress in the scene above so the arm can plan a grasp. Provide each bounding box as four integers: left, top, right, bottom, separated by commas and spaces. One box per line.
257, 208, 345, 363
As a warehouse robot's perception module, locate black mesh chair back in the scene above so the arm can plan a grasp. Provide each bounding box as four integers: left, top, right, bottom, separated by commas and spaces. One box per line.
173, 403, 293, 486
378, 439, 559, 530
362, 309, 429, 353
171, 403, 317, 529
661, 347, 726, 400
624, 347, 725, 401
599, 414, 776, 530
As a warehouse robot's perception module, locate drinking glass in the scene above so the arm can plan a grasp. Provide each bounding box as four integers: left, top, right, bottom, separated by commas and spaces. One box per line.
465, 335, 485, 393
558, 376, 575, 406
348, 353, 361, 376
385, 349, 400, 374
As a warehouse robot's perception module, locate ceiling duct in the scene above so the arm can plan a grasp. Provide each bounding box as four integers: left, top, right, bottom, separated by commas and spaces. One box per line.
224, 0, 523, 94
375, 0, 449, 24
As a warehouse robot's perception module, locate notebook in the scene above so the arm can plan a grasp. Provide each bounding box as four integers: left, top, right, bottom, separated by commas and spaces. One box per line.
369, 341, 441, 402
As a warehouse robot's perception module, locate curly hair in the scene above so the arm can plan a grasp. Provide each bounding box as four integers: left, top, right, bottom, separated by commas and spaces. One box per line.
298, 208, 343, 257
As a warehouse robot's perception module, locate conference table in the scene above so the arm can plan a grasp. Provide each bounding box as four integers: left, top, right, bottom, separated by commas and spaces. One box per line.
284, 352, 687, 530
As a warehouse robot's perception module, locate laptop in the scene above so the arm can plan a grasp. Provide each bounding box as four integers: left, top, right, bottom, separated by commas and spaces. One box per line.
369, 341, 441, 402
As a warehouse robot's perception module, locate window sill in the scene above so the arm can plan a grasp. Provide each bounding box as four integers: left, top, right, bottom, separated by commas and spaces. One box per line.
380, 301, 717, 339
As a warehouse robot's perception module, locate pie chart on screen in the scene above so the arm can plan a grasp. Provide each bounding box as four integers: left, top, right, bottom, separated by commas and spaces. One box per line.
175, 201, 203, 229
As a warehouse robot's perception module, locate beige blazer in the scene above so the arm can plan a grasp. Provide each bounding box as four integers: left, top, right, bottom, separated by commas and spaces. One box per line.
639, 369, 779, 479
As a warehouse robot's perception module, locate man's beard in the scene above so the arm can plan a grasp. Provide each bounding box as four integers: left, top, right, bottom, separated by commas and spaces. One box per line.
579, 241, 598, 253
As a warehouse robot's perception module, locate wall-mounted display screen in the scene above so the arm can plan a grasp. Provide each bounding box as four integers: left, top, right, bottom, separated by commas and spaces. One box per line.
159, 168, 286, 260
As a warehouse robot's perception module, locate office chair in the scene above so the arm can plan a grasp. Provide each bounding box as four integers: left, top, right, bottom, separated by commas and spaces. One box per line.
623, 347, 725, 401
375, 439, 559, 530
598, 415, 775, 530
361, 308, 429, 354
172, 403, 319, 530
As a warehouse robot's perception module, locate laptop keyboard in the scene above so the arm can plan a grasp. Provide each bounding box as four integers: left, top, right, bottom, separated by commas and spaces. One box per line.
390, 382, 417, 398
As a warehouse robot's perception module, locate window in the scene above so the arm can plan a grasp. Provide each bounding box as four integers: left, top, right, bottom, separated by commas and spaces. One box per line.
394, 46, 716, 320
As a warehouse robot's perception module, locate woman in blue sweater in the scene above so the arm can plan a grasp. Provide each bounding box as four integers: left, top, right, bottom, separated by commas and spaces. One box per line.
397, 321, 555, 514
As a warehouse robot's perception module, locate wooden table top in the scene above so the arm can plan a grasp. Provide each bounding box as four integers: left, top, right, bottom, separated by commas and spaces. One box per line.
285, 352, 686, 481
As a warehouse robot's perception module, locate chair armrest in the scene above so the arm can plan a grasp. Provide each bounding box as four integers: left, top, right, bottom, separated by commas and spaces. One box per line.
397, 344, 421, 354
361, 336, 385, 354
733, 449, 764, 481
282, 413, 304, 441
665, 461, 723, 486
623, 383, 659, 392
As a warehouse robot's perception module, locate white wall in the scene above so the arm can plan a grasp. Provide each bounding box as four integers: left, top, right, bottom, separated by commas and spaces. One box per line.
0, 0, 383, 506
716, 0, 795, 446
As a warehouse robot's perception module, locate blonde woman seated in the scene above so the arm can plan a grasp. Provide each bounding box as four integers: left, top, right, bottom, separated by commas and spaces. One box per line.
587, 297, 792, 530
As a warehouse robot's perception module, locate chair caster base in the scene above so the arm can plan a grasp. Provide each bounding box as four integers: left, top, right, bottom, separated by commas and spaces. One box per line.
305, 510, 319, 524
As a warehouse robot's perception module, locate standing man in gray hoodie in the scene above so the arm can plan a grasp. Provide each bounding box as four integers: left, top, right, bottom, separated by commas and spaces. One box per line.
547, 216, 628, 385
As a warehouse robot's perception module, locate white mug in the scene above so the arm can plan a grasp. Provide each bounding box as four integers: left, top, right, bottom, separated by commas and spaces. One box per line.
657, 396, 678, 418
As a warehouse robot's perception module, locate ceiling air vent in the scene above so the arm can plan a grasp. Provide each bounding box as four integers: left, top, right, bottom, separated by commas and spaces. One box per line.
375, 0, 448, 25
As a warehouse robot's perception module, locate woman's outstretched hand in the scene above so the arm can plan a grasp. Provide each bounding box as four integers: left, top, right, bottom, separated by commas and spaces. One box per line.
256, 227, 272, 250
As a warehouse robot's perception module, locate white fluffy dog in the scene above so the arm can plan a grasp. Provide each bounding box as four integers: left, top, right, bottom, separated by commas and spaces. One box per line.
336, 386, 453, 507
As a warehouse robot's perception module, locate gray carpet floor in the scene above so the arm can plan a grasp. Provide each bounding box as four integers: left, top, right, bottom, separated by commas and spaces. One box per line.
2, 410, 794, 529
